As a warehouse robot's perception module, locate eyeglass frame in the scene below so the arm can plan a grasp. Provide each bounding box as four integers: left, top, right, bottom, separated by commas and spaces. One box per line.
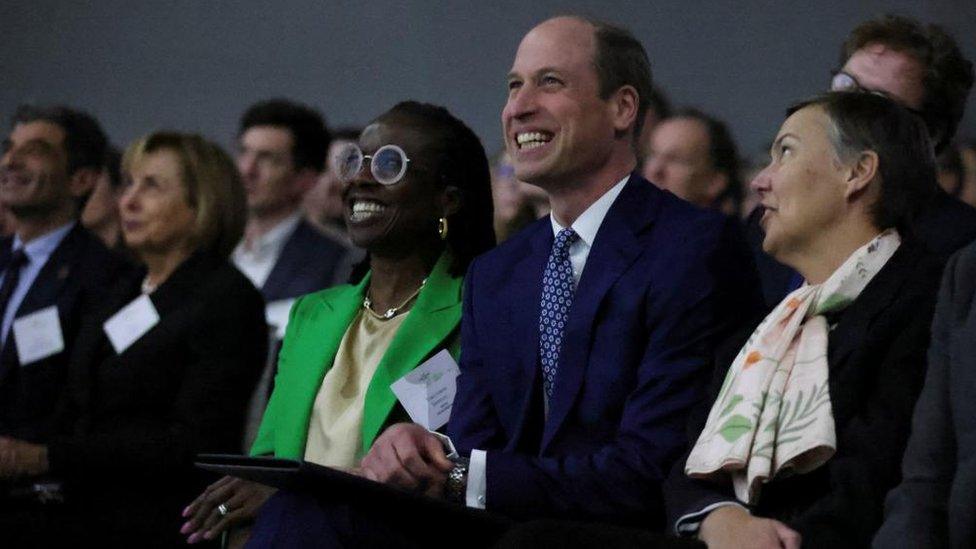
828, 70, 927, 118
335, 143, 411, 185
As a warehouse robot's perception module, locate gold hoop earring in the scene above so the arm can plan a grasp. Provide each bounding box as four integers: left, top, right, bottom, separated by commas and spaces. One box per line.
438, 217, 449, 240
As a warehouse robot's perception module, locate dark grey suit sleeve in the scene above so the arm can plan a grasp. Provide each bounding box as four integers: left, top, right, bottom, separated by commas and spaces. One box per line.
872, 249, 965, 548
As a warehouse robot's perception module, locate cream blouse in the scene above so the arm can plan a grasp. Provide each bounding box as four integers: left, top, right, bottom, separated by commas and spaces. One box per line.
303, 309, 407, 468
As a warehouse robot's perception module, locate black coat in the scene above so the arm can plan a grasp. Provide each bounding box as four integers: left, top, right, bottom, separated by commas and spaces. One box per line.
36, 252, 267, 546
874, 241, 976, 548
665, 242, 945, 548
0, 224, 129, 443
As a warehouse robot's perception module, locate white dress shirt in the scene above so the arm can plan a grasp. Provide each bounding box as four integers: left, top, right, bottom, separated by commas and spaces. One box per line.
465, 175, 629, 509
0, 222, 75, 347
231, 212, 303, 289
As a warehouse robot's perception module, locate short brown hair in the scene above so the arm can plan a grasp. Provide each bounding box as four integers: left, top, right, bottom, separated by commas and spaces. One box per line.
123, 132, 246, 258
568, 16, 653, 144
841, 14, 974, 152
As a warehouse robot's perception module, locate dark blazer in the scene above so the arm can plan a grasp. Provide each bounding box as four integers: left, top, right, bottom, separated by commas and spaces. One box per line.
747, 188, 976, 308
874, 241, 976, 548
448, 174, 763, 527
665, 242, 945, 548
39, 252, 267, 545
261, 219, 354, 302
0, 224, 128, 443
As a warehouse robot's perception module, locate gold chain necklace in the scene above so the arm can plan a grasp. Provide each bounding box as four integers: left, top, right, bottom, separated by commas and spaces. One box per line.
363, 278, 427, 320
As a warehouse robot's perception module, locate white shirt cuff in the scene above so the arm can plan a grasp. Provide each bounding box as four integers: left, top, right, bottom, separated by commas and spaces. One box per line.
675, 501, 749, 536
466, 449, 487, 509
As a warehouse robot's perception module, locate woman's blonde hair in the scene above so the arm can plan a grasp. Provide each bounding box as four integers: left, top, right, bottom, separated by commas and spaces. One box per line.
122, 132, 246, 258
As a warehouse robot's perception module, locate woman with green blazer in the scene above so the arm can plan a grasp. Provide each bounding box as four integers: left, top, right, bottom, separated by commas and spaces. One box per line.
182, 101, 496, 545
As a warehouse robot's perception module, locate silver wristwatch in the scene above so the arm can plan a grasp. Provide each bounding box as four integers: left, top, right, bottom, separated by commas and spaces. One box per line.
445, 456, 470, 503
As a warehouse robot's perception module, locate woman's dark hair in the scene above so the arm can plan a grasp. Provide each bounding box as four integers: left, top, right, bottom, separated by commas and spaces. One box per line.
349, 101, 495, 280
787, 91, 938, 235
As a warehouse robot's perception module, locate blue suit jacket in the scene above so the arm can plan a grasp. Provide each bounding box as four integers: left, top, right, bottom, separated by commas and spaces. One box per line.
261, 219, 355, 302
448, 174, 762, 527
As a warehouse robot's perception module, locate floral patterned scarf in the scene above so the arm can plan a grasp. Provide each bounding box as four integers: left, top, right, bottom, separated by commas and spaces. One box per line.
685, 229, 901, 504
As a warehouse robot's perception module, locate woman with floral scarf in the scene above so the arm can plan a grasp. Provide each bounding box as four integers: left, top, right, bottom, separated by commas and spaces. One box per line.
666, 92, 947, 548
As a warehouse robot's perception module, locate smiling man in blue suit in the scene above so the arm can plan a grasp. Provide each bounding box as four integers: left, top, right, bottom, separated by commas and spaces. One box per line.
358, 15, 761, 529
245, 16, 761, 545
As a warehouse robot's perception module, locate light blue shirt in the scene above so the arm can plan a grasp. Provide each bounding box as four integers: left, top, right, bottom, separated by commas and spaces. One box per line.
0, 222, 75, 346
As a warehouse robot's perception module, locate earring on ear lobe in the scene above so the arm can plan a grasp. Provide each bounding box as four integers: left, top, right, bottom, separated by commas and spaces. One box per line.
438, 217, 449, 240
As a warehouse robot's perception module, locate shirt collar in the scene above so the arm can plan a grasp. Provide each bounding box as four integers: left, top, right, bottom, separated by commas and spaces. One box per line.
550, 175, 629, 246
243, 212, 303, 255
13, 221, 75, 264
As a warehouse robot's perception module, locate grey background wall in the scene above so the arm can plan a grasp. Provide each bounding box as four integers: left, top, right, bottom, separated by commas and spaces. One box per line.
1, 1, 974, 162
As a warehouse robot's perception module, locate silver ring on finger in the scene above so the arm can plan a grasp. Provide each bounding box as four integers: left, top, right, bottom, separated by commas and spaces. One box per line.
217, 503, 230, 517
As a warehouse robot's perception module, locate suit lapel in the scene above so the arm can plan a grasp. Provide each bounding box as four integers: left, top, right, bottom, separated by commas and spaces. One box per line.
0, 227, 83, 379
542, 176, 660, 451
274, 276, 367, 458
500, 223, 552, 449
360, 252, 463, 453
13, 226, 83, 318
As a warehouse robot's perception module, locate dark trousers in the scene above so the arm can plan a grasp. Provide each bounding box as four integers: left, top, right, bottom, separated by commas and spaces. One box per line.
247, 489, 699, 549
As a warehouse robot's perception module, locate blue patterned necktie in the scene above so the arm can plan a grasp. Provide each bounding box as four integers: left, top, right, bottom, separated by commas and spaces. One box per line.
539, 227, 579, 401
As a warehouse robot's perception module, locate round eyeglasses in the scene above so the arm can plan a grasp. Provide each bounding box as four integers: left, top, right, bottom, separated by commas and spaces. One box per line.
335, 143, 411, 185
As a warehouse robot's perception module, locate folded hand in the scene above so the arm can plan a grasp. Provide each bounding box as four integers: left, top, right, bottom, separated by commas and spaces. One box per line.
181, 475, 276, 544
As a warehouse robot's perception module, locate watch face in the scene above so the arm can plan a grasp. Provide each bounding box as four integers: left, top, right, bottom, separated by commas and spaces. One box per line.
446, 462, 469, 503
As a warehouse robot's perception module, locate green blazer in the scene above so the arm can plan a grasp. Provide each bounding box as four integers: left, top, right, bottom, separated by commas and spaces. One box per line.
250, 252, 462, 459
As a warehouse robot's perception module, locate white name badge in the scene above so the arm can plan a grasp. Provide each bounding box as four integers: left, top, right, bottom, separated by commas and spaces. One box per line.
12, 306, 65, 365
390, 349, 461, 431
103, 294, 160, 354
265, 299, 296, 340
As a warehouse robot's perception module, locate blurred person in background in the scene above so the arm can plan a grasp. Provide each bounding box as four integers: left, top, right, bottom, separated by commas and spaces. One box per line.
233, 99, 354, 322
643, 108, 743, 217
490, 148, 548, 242
0, 131, 268, 547
81, 147, 124, 250
637, 85, 673, 165
303, 126, 362, 244
0, 105, 126, 457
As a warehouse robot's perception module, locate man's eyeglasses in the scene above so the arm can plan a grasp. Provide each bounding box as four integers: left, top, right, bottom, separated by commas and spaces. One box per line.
829, 71, 925, 117
335, 143, 410, 185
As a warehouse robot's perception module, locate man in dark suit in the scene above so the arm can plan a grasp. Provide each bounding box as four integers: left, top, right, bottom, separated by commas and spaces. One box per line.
751, 14, 976, 307
353, 15, 761, 532
0, 105, 125, 445
873, 240, 976, 548
232, 99, 355, 330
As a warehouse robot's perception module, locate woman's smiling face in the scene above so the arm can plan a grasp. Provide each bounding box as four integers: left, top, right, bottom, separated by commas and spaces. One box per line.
342, 117, 448, 255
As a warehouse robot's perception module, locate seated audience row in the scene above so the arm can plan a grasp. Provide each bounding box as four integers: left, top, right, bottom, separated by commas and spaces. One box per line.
0, 123, 267, 546
0, 10, 972, 549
